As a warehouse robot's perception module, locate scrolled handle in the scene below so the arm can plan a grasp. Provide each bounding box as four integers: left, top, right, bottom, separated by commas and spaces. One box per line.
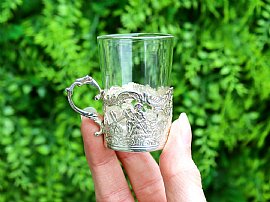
66, 75, 104, 136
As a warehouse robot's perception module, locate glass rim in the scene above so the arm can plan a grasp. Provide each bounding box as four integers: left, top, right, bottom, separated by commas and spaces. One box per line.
97, 33, 174, 40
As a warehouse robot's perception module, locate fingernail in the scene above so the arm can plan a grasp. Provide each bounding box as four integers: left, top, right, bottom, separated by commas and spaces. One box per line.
83, 107, 97, 113
81, 107, 97, 120
178, 112, 192, 146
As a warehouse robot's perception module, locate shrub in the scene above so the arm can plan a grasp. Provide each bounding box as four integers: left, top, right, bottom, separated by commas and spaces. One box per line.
1, 0, 269, 201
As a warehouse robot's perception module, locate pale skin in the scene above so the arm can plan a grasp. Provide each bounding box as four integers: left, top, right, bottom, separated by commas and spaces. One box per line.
81, 112, 207, 202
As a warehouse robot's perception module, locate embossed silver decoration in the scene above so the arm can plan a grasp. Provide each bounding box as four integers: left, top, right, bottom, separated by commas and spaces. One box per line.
66, 75, 173, 152
102, 83, 173, 152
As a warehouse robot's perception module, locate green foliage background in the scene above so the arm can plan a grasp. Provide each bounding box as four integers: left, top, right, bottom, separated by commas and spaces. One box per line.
1, 0, 270, 201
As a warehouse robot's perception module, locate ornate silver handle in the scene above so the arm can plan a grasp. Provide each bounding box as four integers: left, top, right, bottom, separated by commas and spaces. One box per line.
66, 75, 104, 136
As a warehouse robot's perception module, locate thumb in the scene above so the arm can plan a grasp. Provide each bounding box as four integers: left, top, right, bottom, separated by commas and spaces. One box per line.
159, 113, 206, 202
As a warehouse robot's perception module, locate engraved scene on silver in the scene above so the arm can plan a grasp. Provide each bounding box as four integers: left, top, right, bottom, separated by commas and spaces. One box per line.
66, 75, 173, 152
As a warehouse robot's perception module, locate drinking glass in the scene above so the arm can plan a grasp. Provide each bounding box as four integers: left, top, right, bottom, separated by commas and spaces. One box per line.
66, 33, 174, 152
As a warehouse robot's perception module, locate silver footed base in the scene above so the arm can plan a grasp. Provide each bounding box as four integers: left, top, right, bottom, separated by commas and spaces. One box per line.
106, 144, 165, 152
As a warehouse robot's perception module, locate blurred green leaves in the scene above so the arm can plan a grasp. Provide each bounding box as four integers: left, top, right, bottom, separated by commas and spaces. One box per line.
0, 0, 270, 201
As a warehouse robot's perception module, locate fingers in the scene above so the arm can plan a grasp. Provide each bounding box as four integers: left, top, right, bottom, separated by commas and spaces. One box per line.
159, 113, 206, 202
116, 152, 166, 202
81, 116, 134, 202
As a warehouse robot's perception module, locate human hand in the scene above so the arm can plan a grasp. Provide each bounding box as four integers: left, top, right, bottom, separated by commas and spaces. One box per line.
81, 112, 206, 202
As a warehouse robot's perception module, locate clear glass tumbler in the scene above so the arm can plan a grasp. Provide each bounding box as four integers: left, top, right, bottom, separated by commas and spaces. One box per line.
66, 33, 174, 152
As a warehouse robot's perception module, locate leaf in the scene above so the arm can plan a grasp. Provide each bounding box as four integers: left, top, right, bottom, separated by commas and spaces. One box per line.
37, 145, 50, 155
